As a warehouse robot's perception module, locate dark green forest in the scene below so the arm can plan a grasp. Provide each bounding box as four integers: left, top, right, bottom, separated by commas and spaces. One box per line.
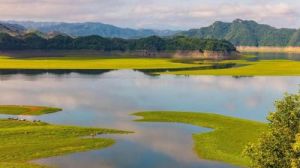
0, 33, 236, 52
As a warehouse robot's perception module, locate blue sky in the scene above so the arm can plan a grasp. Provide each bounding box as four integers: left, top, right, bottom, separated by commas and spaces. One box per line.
0, 0, 299, 30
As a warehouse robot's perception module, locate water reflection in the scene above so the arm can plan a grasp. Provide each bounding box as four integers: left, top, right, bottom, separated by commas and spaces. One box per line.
0, 69, 112, 77
0, 70, 299, 168
35, 124, 234, 168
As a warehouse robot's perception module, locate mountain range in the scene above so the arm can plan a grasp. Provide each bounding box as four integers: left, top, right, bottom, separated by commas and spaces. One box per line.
178, 19, 300, 46
1, 19, 300, 46
6, 21, 177, 39
0, 22, 26, 36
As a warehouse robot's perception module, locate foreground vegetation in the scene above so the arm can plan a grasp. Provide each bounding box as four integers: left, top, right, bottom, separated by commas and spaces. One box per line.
0, 119, 127, 168
0, 105, 129, 168
134, 111, 267, 166
0, 105, 61, 115
245, 92, 300, 168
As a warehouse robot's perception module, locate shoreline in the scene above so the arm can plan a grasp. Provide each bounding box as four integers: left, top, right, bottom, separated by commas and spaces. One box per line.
0, 105, 130, 168
0, 50, 238, 59
237, 46, 300, 53
134, 111, 267, 167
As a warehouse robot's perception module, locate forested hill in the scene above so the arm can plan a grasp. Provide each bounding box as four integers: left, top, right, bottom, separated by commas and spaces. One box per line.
0, 33, 236, 52
178, 19, 300, 46
0, 23, 26, 36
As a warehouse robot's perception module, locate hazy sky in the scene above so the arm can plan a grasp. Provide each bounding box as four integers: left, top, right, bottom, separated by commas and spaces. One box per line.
0, 0, 299, 30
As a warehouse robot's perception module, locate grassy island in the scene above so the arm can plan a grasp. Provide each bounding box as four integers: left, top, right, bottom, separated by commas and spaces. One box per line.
0, 106, 129, 168
134, 111, 267, 167
0, 119, 127, 168
0, 105, 62, 116
0, 56, 299, 76
163, 59, 300, 76
0, 56, 199, 70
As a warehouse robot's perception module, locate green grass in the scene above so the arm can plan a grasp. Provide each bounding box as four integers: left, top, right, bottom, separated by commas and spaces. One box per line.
164, 59, 300, 76
0, 105, 62, 116
0, 55, 300, 75
134, 111, 267, 167
0, 119, 129, 168
0, 56, 198, 70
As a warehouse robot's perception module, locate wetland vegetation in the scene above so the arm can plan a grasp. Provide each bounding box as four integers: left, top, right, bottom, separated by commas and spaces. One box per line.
0, 56, 198, 70
133, 92, 300, 168
0, 55, 299, 76
134, 111, 267, 167
163, 59, 300, 76
1, 5, 300, 168
0, 105, 62, 115
0, 69, 298, 168
0, 106, 129, 168
0, 42, 299, 168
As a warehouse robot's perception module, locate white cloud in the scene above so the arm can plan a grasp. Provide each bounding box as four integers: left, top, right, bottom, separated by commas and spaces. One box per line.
0, 0, 298, 29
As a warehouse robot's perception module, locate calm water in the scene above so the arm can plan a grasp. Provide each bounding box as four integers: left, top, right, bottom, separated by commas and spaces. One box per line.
0, 70, 300, 168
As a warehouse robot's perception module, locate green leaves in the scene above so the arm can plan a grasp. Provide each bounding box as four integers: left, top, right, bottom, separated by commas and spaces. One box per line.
245, 92, 300, 168
292, 134, 300, 168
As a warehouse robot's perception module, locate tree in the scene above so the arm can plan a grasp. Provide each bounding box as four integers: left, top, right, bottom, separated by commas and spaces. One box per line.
0, 32, 237, 52
23, 33, 47, 49
244, 92, 300, 168
292, 134, 300, 168
47, 35, 74, 49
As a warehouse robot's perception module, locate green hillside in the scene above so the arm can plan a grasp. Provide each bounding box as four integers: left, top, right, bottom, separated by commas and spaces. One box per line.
0, 33, 236, 52
179, 19, 300, 46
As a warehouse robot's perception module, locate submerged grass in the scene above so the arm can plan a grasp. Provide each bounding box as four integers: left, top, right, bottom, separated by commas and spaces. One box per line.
164, 59, 300, 76
134, 111, 267, 167
0, 105, 62, 116
0, 55, 299, 75
0, 105, 130, 168
0, 56, 198, 70
0, 119, 128, 168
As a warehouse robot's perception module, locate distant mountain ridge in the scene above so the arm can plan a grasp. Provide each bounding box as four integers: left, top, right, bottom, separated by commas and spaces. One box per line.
178, 19, 300, 46
7, 21, 178, 39
2, 19, 300, 46
0, 22, 26, 36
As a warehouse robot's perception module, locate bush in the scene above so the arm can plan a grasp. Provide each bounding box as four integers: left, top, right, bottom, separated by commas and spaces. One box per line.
244, 92, 300, 168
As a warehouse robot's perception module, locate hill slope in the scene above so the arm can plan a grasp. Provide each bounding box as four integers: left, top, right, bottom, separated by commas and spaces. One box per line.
179, 19, 300, 46
0, 22, 26, 36
0, 33, 236, 52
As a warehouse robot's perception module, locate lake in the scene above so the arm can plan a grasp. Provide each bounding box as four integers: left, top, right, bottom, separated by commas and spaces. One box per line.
0, 70, 299, 168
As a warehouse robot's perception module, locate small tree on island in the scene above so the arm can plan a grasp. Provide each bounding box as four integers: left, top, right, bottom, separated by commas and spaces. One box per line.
244, 92, 300, 168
